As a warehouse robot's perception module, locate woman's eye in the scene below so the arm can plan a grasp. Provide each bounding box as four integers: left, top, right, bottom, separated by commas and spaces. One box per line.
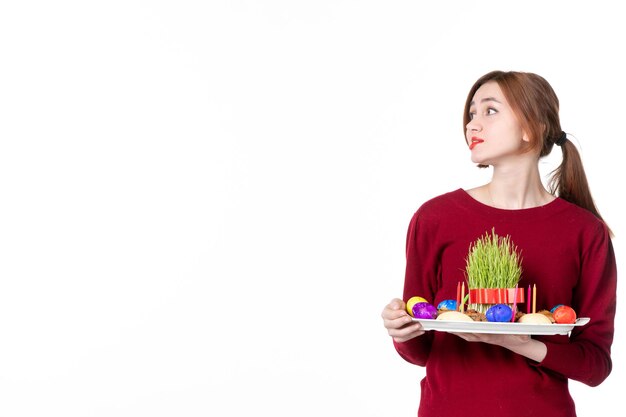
468, 111, 476, 120
487, 108, 498, 115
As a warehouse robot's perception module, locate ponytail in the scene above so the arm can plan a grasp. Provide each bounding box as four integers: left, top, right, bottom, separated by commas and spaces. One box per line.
548, 137, 613, 236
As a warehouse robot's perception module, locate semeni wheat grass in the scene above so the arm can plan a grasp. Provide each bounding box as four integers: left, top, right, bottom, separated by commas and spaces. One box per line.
465, 228, 522, 289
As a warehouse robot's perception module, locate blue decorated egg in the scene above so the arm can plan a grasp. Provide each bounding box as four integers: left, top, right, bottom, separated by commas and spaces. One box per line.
437, 299, 458, 311
550, 304, 564, 313
485, 304, 513, 322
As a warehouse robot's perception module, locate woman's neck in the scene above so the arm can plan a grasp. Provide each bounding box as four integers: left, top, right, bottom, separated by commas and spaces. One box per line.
468, 165, 555, 210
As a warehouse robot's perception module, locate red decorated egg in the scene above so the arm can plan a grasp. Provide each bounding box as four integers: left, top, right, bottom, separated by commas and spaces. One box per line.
552, 305, 576, 324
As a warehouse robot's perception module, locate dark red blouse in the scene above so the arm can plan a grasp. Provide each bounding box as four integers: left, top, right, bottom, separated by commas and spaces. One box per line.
394, 189, 616, 417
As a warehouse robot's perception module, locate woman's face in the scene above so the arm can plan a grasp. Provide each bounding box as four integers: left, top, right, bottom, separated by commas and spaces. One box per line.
465, 81, 528, 166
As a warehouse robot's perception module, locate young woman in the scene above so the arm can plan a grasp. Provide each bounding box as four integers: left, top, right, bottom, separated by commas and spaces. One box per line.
381, 71, 616, 417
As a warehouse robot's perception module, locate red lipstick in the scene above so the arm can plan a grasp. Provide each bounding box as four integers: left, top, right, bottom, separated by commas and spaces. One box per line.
469, 136, 484, 150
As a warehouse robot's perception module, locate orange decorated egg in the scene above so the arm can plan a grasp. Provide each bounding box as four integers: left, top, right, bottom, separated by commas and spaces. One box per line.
552, 305, 577, 324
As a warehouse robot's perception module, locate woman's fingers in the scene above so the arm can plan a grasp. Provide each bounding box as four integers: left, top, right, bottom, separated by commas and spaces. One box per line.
387, 322, 425, 343
382, 307, 410, 321
383, 313, 413, 331
381, 298, 407, 319
382, 297, 425, 342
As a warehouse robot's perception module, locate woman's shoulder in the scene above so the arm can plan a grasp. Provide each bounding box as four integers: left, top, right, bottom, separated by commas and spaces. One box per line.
420, 188, 465, 207
414, 188, 466, 216
556, 197, 610, 235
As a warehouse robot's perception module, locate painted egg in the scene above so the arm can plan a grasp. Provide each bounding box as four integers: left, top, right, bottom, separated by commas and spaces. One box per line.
485, 304, 513, 322
552, 305, 576, 324
550, 304, 564, 313
406, 296, 429, 316
412, 302, 438, 319
519, 313, 552, 324
437, 299, 458, 311
436, 311, 473, 322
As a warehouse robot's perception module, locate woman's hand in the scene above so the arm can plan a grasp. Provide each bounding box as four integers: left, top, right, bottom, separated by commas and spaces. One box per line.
451, 332, 530, 347
381, 298, 425, 343
451, 332, 547, 362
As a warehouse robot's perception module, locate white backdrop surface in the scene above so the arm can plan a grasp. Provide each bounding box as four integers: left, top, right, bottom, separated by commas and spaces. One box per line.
1, 1, 624, 416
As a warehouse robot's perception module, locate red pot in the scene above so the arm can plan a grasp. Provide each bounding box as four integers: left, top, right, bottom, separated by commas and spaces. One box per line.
469, 287, 525, 304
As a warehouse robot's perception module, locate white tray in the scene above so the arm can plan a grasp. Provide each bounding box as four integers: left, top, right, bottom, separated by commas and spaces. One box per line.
411, 317, 590, 335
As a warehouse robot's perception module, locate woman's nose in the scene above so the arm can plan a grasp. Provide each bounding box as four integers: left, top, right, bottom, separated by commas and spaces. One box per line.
466, 118, 481, 132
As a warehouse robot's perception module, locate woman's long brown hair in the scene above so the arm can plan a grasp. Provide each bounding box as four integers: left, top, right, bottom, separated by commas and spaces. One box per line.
463, 70, 612, 235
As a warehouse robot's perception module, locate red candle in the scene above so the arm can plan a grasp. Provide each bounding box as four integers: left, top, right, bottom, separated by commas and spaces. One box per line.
456, 282, 461, 311
527, 285, 531, 314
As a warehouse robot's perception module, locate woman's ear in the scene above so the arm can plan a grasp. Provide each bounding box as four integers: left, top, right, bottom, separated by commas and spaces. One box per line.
522, 123, 545, 143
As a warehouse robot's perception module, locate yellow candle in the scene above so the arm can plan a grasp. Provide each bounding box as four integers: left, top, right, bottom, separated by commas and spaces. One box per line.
532, 284, 537, 314
460, 282, 465, 313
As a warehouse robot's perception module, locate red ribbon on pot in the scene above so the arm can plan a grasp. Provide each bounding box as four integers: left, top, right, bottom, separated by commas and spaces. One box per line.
468, 287, 525, 304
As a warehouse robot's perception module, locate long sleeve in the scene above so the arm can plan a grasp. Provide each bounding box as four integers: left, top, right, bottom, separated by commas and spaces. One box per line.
393, 210, 439, 366
536, 223, 617, 386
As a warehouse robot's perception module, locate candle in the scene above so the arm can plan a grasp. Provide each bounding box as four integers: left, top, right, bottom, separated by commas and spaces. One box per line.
460, 282, 465, 313
527, 285, 531, 314
532, 284, 537, 314
511, 284, 518, 322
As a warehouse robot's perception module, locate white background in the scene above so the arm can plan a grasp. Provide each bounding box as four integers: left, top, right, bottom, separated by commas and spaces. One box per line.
1, 1, 625, 416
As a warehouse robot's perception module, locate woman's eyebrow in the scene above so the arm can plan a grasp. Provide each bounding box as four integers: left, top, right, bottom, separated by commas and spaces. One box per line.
470, 97, 502, 106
